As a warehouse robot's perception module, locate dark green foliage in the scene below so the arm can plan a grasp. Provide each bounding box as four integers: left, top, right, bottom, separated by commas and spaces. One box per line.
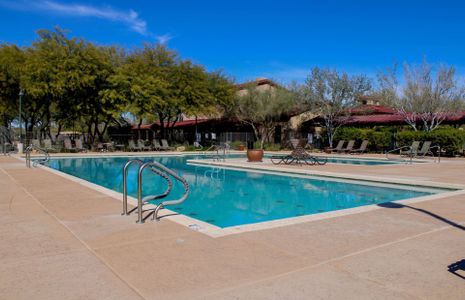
250, 141, 281, 151
333, 127, 392, 152
0, 28, 234, 144
230, 141, 244, 150
396, 128, 465, 155
0, 44, 24, 127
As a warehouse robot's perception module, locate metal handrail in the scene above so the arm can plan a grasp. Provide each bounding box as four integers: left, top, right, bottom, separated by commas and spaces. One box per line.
385, 145, 412, 162
25, 144, 50, 168
386, 144, 441, 163
137, 161, 190, 223
122, 159, 173, 216
429, 145, 441, 163
203, 144, 217, 154
209, 143, 230, 161
122, 159, 144, 215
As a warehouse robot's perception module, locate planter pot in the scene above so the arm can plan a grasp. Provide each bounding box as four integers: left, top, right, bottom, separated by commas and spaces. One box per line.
238, 144, 245, 151
247, 149, 264, 162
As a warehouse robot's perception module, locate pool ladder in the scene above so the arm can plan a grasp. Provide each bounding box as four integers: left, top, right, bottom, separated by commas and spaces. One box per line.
122, 159, 190, 223
25, 144, 50, 167
204, 142, 230, 161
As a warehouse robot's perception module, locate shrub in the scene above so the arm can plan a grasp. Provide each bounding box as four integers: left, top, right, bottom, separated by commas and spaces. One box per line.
366, 130, 391, 151
263, 143, 281, 151
396, 128, 465, 156
333, 127, 393, 152
230, 140, 245, 150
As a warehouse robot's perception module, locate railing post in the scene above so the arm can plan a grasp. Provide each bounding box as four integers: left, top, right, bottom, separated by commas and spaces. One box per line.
122, 159, 143, 216
137, 163, 145, 224
124, 160, 189, 224
438, 146, 441, 163
122, 162, 129, 215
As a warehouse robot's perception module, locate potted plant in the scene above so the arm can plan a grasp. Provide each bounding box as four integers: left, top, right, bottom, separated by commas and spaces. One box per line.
230, 84, 295, 162
246, 141, 263, 162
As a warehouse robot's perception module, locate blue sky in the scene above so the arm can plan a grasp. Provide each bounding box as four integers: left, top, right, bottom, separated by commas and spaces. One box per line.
1, 0, 465, 83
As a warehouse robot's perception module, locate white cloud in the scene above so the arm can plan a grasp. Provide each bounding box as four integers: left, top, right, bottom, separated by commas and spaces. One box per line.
0, 0, 149, 35
155, 33, 174, 45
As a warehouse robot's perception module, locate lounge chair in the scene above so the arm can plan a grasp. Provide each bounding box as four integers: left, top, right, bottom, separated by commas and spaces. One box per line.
152, 139, 162, 151
350, 140, 368, 154
64, 138, 77, 152
193, 141, 203, 151
138, 139, 151, 151
270, 145, 327, 166
339, 140, 355, 153
128, 140, 141, 152
96, 143, 106, 152
75, 138, 87, 152
400, 141, 421, 158
43, 139, 58, 153
160, 139, 174, 151
327, 140, 345, 153
416, 141, 433, 158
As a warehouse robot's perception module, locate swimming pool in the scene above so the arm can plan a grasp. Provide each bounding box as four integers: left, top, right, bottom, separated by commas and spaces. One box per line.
45, 155, 449, 228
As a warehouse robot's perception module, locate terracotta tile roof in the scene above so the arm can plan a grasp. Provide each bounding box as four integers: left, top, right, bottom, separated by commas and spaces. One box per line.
349, 105, 396, 115
235, 78, 277, 89
344, 112, 465, 125
131, 118, 213, 130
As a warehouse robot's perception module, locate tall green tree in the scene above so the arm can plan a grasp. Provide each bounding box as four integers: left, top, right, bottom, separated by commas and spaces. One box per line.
0, 44, 24, 127
21, 28, 123, 143
114, 44, 169, 135
232, 84, 296, 149
115, 44, 235, 140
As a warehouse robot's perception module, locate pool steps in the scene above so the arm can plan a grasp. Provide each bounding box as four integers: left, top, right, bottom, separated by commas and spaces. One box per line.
122, 159, 190, 223
25, 144, 50, 168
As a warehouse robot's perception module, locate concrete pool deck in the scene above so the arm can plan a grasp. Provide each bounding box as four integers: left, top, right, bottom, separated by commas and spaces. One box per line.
1, 153, 465, 299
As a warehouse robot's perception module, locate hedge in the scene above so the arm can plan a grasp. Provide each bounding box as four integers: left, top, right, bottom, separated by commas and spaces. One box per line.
333, 127, 393, 152
396, 128, 465, 155
333, 127, 465, 155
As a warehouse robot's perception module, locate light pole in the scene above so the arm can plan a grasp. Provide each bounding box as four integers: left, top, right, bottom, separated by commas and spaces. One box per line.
18, 89, 24, 152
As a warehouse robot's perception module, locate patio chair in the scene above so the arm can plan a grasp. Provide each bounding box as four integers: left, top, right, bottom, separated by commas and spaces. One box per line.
75, 138, 88, 152
399, 141, 421, 158
193, 141, 203, 151
43, 139, 58, 153
339, 140, 355, 153
416, 141, 433, 158
327, 140, 345, 153
270, 144, 327, 166
64, 138, 77, 152
128, 140, 141, 152
96, 143, 106, 152
350, 140, 368, 155
152, 139, 162, 151
138, 139, 151, 151
160, 139, 175, 151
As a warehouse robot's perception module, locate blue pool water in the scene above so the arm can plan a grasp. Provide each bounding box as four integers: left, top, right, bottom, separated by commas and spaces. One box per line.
46, 155, 444, 228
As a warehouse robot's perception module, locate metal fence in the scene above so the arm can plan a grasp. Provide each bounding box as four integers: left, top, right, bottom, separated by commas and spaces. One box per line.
219, 132, 254, 143
0, 126, 16, 154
